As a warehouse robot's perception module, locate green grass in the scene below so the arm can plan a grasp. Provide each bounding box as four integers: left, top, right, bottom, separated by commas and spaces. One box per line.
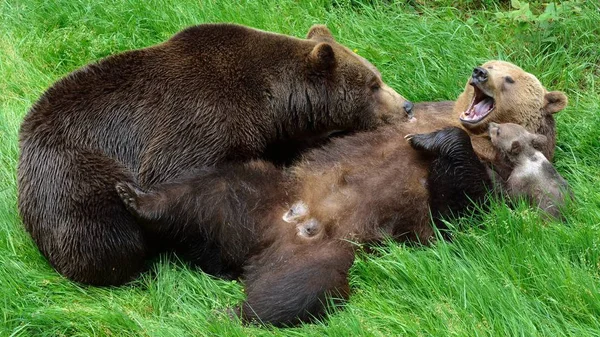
1, 0, 599, 335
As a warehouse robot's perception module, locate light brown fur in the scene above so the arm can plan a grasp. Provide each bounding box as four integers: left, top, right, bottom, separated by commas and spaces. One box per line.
412, 60, 567, 172
488, 122, 573, 219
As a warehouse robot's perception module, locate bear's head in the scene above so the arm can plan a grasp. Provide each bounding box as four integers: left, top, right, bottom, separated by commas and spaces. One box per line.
305, 25, 413, 130
488, 122, 547, 163
455, 60, 567, 158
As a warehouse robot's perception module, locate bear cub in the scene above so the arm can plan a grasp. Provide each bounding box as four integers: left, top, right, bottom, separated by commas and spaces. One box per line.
488, 122, 572, 219
115, 161, 355, 327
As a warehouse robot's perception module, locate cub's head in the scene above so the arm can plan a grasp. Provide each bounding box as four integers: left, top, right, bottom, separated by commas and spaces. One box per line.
488, 122, 547, 162
305, 25, 414, 130
455, 60, 567, 159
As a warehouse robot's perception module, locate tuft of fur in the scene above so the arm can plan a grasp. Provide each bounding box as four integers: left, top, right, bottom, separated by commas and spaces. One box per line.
488, 122, 573, 219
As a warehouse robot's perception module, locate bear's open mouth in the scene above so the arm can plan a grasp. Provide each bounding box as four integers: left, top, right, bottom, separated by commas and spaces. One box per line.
460, 83, 495, 124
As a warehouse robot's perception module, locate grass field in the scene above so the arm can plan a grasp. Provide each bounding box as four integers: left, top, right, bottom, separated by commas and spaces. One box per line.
1, 0, 600, 336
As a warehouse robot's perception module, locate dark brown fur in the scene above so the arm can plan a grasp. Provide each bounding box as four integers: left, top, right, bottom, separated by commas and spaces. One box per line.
113, 60, 569, 325
406, 127, 493, 235
17, 23, 410, 286
113, 125, 490, 326
115, 161, 355, 327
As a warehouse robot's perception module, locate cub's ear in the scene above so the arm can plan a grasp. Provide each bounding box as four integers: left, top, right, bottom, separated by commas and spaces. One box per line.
510, 140, 522, 155
531, 134, 548, 151
544, 91, 568, 114
309, 42, 336, 71
307, 24, 334, 40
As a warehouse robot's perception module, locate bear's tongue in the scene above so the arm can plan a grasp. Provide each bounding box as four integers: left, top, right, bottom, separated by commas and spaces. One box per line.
463, 95, 494, 122
473, 97, 493, 116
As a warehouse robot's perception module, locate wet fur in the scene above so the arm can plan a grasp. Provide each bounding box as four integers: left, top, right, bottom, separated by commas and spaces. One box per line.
115, 125, 491, 326
17, 23, 408, 286
113, 61, 568, 325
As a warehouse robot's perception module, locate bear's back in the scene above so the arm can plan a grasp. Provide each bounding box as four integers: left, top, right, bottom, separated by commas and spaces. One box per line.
19, 24, 309, 170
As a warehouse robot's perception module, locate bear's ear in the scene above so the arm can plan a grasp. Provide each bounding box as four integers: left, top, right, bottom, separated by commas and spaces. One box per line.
510, 140, 522, 155
307, 24, 334, 40
309, 42, 336, 71
544, 91, 568, 115
530, 134, 548, 151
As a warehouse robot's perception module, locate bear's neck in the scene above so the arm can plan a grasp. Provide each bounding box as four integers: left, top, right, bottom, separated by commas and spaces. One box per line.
271, 78, 333, 141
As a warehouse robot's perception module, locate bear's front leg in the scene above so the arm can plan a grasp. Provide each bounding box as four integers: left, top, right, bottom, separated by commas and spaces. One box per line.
406, 127, 493, 236
405, 126, 472, 157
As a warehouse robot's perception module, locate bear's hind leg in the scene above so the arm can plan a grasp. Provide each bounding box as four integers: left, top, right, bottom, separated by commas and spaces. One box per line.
116, 162, 286, 279
115, 181, 171, 232
18, 148, 148, 286
238, 241, 355, 326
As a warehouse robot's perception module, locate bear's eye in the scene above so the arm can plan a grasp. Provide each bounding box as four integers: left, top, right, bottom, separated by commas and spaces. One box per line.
370, 82, 381, 91
505, 76, 515, 84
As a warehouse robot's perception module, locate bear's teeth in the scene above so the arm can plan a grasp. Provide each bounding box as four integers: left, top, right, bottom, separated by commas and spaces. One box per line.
464, 96, 477, 117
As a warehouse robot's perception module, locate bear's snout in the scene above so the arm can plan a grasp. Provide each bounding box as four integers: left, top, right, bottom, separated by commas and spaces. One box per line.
472, 67, 488, 84
403, 101, 414, 116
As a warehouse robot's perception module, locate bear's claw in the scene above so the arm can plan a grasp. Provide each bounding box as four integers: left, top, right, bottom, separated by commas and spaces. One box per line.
115, 182, 141, 215
407, 127, 471, 156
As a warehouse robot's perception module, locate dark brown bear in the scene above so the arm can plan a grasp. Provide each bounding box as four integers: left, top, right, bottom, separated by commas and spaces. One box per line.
115, 127, 489, 327
114, 60, 568, 326
289, 60, 568, 242
116, 161, 356, 327
17, 23, 410, 286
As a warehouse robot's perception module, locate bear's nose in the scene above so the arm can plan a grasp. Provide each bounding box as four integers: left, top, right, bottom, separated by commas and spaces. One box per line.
472, 67, 488, 83
403, 101, 414, 118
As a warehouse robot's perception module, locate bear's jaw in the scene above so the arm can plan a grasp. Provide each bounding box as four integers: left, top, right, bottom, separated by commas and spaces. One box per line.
460, 83, 495, 124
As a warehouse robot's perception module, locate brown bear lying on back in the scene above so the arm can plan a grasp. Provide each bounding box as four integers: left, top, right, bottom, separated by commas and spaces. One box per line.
17, 23, 410, 287
290, 61, 568, 240
115, 61, 568, 326
411, 61, 567, 168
